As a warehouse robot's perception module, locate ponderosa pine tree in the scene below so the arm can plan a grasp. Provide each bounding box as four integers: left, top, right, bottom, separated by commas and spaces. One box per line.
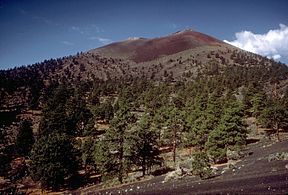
0, 128, 11, 177
191, 151, 212, 179
39, 85, 92, 136
259, 100, 288, 141
205, 101, 247, 163
29, 133, 79, 190
16, 120, 35, 157
186, 115, 210, 150
39, 86, 72, 136
98, 106, 135, 183
154, 106, 184, 167
129, 115, 162, 176
65, 96, 93, 136
81, 138, 96, 175
92, 100, 114, 122
185, 92, 223, 150
93, 139, 118, 181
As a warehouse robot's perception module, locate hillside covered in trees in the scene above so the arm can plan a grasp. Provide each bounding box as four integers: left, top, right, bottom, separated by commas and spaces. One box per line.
1, 30, 288, 193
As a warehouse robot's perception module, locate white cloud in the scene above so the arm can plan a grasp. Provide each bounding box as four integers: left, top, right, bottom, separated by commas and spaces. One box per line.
272, 54, 281, 60
224, 24, 288, 61
71, 26, 85, 34
88, 36, 112, 45
70, 24, 103, 36
169, 23, 177, 29
61, 41, 74, 46
88, 36, 98, 40
89, 24, 103, 33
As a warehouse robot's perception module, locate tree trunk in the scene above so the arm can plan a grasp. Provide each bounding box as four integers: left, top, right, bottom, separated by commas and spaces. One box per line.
172, 126, 177, 167
173, 143, 176, 167
118, 137, 124, 184
142, 158, 146, 176
276, 122, 280, 142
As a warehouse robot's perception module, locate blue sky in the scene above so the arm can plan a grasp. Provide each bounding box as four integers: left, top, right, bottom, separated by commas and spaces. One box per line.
0, 0, 287, 69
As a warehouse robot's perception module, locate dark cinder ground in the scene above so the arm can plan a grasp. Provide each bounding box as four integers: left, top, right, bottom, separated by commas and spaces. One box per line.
77, 140, 288, 195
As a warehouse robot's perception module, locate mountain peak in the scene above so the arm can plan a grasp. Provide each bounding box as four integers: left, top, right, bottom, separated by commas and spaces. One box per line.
92, 30, 223, 63
127, 37, 145, 41
172, 28, 194, 35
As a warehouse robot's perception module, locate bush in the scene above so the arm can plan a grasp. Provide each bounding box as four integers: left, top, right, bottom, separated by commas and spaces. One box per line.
191, 152, 212, 179
268, 152, 288, 162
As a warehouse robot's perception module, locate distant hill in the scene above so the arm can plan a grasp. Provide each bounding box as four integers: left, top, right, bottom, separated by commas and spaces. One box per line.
0, 29, 288, 110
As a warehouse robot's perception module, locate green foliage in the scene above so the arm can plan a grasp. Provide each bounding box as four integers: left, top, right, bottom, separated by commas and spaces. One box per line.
185, 92, 223, 149
186, 115, 210, 149
16, 120, 35, 157
83, 118, 95, 136
140, 84, 171, 112
155, 106, 184, 141
65, 97, 93, 136
244, 89, 267, 117
98, 106, 135, 183
0, 128, 11, 177
260, 100, 288, 130
92, 100, 114, 121
39, 85, 72, 135
191, 152, 212, 179
204, 130, 227, 163
129, 115, 162, 176
118, 86, 138, 107
259, 100, 288, 141
93, 139, 117, 178
81, 138, 96, 172
154, 105, 184, 166
251, 93, 266, 116
39, 85, 92, 136
109, 106, 136, 132
205, 101, 247, 162
29, 133, 79, 190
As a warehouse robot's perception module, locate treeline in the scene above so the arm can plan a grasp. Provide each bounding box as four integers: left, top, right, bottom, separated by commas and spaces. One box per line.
1, 67, 288, 191
1, 47, 288, 110
1, 61, 288, 191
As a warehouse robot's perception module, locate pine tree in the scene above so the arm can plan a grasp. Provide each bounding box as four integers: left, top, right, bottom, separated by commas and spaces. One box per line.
186, 115, 209, 150
92, 100, 114, 122
205, 102, 247, 163
250, 92, 267, 118
185, 92, 222, 150
259, 101, 288, 141
16, 120, 35, 157
154, 106, 184, 167
81, 138, 96, 175
39, 85, 92, 136
191, 151, 212, 179
97, 106, 135, 183
83, 118, 95, 136
66, 96, 93, 136
39, 86, 71, 136
0, 128, 11, 177
29, 133, 79, 190
93, 139, 119, 180
129, 115, 162, 176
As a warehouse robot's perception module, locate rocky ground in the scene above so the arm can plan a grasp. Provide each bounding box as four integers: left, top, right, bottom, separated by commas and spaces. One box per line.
71, 138, 288, 195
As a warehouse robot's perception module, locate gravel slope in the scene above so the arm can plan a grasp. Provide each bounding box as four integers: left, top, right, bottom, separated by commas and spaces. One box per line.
74, 139, 288, 195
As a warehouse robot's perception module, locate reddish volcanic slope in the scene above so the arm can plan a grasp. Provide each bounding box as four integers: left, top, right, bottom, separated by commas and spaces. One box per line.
92, 29, 223, 63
